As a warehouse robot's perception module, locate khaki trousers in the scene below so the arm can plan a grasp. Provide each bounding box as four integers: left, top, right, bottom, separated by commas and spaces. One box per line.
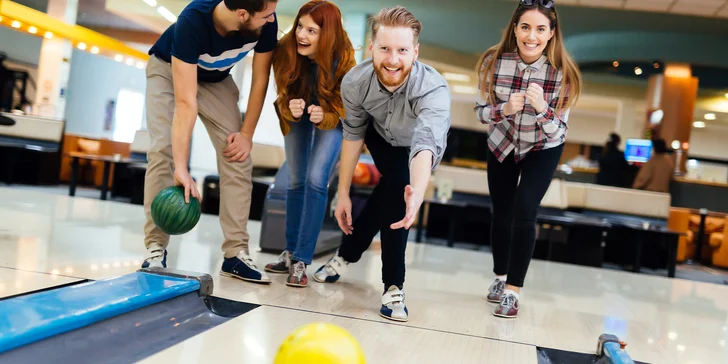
143, 55, 253, 258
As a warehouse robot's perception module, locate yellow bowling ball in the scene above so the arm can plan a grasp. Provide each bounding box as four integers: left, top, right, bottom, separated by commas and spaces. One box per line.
274, 323, 366, 364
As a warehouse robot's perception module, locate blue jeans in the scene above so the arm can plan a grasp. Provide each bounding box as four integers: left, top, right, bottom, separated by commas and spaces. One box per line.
284, 120, 343, 264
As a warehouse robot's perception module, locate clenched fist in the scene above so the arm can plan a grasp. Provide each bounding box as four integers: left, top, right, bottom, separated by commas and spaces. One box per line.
525, 83, 547, 114
503, 92, 525, 116
289, 98, 305, 119
308, 105, 324, 124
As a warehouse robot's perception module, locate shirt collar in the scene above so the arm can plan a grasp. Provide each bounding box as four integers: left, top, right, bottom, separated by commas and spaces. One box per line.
513, 52, 548, 72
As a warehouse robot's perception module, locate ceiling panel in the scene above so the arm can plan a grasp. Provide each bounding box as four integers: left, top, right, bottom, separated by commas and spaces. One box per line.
624, 0, 673, 12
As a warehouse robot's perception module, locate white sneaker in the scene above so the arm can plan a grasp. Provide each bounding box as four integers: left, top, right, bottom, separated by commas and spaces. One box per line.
313, 251, 348, 283
141, 243, 167, 269
380, 285, 408, 322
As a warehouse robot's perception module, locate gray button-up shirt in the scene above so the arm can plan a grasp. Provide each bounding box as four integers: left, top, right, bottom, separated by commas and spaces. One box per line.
340, 58, 451, 170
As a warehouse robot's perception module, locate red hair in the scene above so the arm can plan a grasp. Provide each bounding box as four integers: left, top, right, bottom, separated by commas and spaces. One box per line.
272, 0, 356, 134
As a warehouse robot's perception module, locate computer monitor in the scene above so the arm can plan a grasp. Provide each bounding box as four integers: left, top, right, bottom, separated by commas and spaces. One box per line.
624, 139, 653, 163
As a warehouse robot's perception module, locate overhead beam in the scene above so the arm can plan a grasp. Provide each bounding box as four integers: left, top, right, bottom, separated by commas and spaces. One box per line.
83, 26, 160, 45
0, 0, 149, 62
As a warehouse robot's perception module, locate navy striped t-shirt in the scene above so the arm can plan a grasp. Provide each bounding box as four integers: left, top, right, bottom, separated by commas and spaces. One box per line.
148, 0, 278, 83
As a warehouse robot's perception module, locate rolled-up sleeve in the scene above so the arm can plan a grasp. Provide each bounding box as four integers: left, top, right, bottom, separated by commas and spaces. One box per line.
340, 75, 369, 141
410, 84, 451, 170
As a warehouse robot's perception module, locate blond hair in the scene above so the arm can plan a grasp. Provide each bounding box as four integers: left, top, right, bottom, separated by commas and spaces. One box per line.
370, 6, 422, 43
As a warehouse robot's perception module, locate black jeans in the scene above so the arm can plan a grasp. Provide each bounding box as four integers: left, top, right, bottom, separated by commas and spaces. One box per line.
487, 144, 564, 288
338, 123, 410, 289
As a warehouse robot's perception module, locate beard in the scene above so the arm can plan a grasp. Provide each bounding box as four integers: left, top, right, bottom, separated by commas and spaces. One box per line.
225, 19, 263, 40
373, 60, 412, 89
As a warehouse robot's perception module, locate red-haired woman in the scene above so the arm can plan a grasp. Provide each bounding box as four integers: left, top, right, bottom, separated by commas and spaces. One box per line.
264, 0, 356, 287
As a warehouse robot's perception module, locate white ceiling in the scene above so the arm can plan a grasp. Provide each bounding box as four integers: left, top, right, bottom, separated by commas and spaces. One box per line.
531, 0, 728, 18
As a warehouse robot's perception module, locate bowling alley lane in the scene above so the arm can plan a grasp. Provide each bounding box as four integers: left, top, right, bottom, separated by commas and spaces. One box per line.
0, 267, 81, 299
136, 305, 537, 364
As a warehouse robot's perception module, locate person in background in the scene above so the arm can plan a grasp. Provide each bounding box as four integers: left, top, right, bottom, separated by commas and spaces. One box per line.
264, 0, 357, 288
632, 138, 674, 193
596, 132, 629, 187
474, 0, 582, 319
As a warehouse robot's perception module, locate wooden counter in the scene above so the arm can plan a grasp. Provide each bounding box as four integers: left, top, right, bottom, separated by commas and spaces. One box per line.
59, 133, 131, 188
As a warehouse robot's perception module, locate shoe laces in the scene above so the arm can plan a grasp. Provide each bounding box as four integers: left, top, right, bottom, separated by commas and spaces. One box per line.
489, 280, 505, 295
292, 262, 306, 280
278, 251, 291, 264
501, 294, 517, 309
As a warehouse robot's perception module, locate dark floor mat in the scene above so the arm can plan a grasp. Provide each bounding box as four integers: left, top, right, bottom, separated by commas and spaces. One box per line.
537, 346, 648, 364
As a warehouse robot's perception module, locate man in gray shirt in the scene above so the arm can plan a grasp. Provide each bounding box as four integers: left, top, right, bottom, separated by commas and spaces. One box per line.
313, 6, 451, 322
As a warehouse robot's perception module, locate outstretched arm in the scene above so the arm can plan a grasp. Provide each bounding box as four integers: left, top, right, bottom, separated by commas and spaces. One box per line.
391, 84, 451, 230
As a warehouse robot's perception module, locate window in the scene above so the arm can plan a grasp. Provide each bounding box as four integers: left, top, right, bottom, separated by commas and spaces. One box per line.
113, 88, 145, 143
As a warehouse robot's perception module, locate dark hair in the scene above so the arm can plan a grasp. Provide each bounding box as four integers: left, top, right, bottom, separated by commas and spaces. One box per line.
602, 133, 620, 156
653, 139, 668, 154
224, 0, 276, 14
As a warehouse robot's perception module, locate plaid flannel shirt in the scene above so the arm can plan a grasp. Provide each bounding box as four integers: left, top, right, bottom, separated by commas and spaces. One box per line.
474, 52, 570, 163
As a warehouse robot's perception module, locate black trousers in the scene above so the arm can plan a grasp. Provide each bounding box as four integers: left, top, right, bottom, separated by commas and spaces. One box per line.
339, 123, 410, 289
487, 144, 564, 288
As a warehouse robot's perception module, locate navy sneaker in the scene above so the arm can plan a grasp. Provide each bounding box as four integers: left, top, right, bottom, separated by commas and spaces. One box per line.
313, 250, 348, 283
141, 243, 167, 269
221, 251, 271, 284
380, 285, 408, 322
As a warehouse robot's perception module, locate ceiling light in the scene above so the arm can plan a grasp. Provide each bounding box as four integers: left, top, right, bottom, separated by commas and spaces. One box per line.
612, 61, 619, 67
671, 140, 681, 150
126, 58, 135, 66
90, 46, 99, 54
44, 31, 53, 39
143, 0, 157, 6
11, 20, 21, 28
157, 6, 177, 23
443, 72, 471, 82
115, 54, 124, 62
634, 67, 642, 75
28, 26, 37, 34
705, 113, 716, 120
77, 42, 87, 50
136, 62, 145, 69
693, 121, 705, 128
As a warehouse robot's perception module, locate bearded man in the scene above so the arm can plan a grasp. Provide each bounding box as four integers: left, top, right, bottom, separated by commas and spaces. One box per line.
312, 6, 451, 322
141, 0, 278, 285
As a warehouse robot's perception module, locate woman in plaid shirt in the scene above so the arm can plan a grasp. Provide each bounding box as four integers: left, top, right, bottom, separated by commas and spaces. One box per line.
474, 0, 582, 319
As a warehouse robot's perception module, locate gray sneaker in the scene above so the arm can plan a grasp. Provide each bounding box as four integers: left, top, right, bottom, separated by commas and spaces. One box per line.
487, 278, 505, 303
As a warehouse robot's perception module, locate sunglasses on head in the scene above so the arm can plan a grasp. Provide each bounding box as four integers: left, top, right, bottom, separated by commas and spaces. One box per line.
520, 0, 555, 8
